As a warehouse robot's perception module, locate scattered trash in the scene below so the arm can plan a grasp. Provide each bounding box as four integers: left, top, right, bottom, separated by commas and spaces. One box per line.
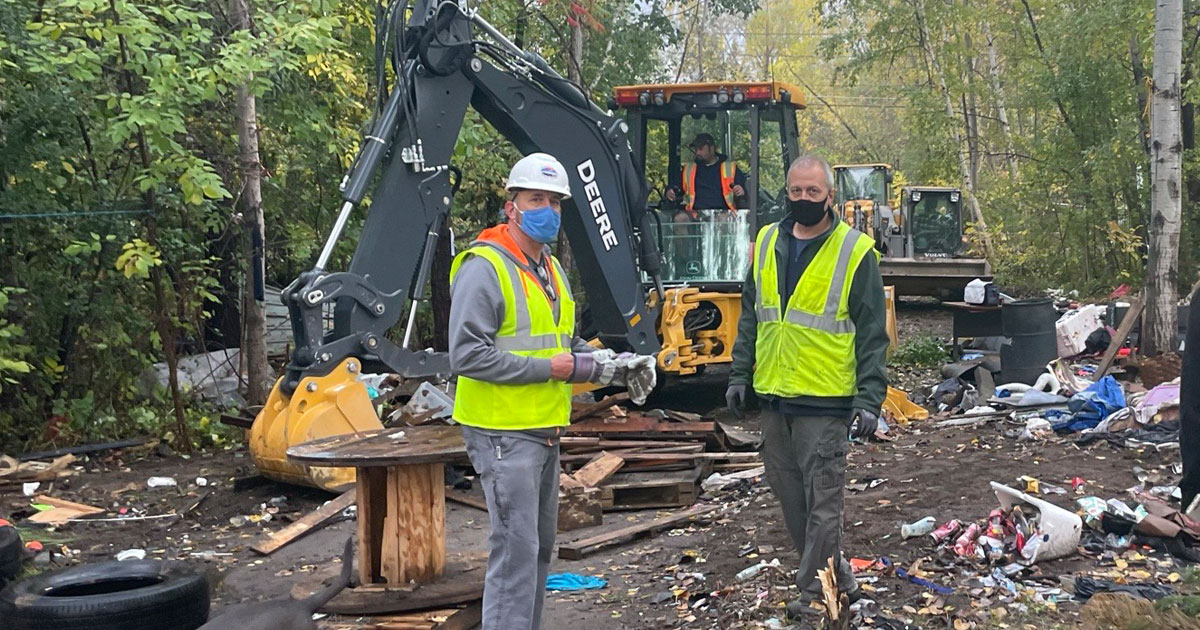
701, 466, 765, 493
1066, 575, 1176, 602
115, 549, 146, 561
22, 482, 39, 496
147, 476, 177, 488
27, 495, 104, 525
736, 558, 780, 581
901, 516, 936, 539
546, 573, 608, 591
195, 477, 208, 487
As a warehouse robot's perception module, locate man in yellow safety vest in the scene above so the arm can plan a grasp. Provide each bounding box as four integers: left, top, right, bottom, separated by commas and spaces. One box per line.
725, 155, 889, 624
448, 153, 610, 630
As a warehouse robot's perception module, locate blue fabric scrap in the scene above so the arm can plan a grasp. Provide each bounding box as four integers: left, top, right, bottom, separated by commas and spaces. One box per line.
1052, 375, 1126, 432
880, 557, 954, 595
546, 573, 608, 591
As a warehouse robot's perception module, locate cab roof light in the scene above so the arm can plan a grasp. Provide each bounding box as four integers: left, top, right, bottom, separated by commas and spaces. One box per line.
743, 85, 772, 101
716, 87, 729, 104
652, 90, 666, 106
613, 89, 641, 107
732, 88, 745, 103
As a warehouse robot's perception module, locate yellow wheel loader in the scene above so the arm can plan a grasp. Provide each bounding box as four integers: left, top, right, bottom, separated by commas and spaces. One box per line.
832, 164, 991, 299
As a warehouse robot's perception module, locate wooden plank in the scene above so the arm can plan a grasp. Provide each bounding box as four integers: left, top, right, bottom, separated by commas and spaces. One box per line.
557, 504, 716, 560
559, 473, 585, 492
1097, 294, 1144, 378
323, 578, 483, 615
357, 467, 388, 585
569, 392, 630, 421
566, 421, 716, 435
385, 463, 445, 584
435, 601, 483, 630
288, 426, 466, 468
252, 489, 355, 555
571, 451, 625, 488
445, 489, 488, 512
561, 451, 759, 463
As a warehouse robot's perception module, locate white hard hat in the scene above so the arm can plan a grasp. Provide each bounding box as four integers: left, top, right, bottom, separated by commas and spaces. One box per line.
505, 153, 572, 199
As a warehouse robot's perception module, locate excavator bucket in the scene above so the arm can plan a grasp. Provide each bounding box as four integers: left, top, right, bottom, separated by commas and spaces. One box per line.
249, 358, 382, 492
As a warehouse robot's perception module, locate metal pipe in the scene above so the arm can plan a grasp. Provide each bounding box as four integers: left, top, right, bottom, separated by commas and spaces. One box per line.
315, 200, 355, 270
465, 9, 523, 57
402, 300, 419, 348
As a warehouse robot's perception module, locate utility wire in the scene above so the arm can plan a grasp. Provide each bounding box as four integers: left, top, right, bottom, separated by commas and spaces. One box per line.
0, 208, 153, 220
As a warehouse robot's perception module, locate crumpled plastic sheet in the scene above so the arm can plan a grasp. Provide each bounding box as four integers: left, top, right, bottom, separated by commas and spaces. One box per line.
1072, 576, 1175, 602
545, 573, 608, 591
1053, 375, 1126, 432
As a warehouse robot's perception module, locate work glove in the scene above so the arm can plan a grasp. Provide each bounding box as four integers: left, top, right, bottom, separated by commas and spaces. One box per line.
578, 350, 657, 404
725, 384, 746, 419
567, 352, 606, 384
850, 409, 879, 440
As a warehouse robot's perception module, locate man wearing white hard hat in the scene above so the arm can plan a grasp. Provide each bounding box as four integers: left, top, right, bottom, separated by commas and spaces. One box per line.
448, 153, 606, 630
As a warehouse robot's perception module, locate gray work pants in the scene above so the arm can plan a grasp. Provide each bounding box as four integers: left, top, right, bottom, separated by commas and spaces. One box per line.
461, 426, 559, 630
759, 411, 858, 602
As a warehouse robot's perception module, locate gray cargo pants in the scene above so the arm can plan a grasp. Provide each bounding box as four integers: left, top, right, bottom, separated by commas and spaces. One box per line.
461, 426, 559, 630
760, 411, 858, 603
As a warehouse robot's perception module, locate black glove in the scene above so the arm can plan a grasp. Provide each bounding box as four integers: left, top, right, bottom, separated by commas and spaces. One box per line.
850, 409, 879, 440
725, 384, 746, 419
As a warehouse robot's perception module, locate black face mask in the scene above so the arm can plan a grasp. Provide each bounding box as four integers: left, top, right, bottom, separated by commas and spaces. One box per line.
788, 197, 828, 226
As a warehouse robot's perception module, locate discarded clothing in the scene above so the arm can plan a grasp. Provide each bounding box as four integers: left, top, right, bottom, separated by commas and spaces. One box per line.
1053, 376, 1126, 432
545, 573, 607, 591
1071, 576, 1175, 601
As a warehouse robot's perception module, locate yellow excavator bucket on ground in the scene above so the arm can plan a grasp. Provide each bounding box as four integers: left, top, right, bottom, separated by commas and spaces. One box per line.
249, 358, 381, 492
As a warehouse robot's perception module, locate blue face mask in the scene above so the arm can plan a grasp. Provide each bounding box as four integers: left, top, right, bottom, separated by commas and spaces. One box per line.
517, 205, 561, 244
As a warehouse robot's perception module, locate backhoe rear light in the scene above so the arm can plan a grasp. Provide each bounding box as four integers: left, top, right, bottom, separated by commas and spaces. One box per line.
743, 85, 772, 101
732, 88, 745, 103
613, 89, 642, 107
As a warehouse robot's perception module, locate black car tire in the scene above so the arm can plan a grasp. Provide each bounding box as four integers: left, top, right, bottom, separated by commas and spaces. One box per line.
0, 526, 21, 583
0, 559, 209, 630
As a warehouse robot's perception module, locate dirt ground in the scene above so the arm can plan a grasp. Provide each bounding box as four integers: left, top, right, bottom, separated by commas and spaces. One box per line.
3, 303, 1195, 629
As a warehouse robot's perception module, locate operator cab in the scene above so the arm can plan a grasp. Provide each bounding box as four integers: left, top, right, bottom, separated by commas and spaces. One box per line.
612, 82, 804, 286
902, 187, 966, 258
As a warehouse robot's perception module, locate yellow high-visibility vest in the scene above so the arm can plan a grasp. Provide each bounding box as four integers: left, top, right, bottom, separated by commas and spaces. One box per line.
450, 242, 575, 430
751, 220, 877, 398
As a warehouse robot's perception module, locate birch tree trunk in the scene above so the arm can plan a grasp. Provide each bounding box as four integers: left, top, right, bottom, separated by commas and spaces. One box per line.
1145, 0, 1183, 355
231, 0, 273, 404
983, 21, 1018, 179
915, 0, 993, 258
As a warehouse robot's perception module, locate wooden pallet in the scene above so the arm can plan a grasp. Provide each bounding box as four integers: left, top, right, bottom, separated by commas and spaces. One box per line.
597, 461, 711, 511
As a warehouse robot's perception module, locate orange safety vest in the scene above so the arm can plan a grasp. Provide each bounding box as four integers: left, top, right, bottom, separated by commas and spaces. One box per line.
682, 160, 738, 214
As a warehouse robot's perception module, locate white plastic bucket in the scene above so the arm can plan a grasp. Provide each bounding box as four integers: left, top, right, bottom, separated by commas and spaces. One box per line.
990, 481, 1082, 562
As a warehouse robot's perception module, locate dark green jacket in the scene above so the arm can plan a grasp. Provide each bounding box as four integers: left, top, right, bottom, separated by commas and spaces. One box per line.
728, 212, 888, 416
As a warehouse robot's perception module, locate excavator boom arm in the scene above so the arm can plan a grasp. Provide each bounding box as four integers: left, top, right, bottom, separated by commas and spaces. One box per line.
279, 1, 662, 394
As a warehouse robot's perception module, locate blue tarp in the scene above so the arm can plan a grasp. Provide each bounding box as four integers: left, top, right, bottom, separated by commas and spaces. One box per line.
546, 573, 608, 591
1052, 375, 1126, 432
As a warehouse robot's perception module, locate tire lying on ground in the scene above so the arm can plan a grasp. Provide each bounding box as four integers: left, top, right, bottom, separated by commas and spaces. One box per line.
0, 559, 210, 630
0, 526, 21, 584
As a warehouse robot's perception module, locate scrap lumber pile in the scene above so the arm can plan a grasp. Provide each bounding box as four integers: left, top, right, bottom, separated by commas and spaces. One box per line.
561, 394, 761, 512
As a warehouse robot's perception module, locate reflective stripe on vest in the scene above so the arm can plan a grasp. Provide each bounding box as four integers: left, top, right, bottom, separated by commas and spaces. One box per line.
683, 161, 737, 211
751, 220, 877, 398
449, 242, 575, 430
